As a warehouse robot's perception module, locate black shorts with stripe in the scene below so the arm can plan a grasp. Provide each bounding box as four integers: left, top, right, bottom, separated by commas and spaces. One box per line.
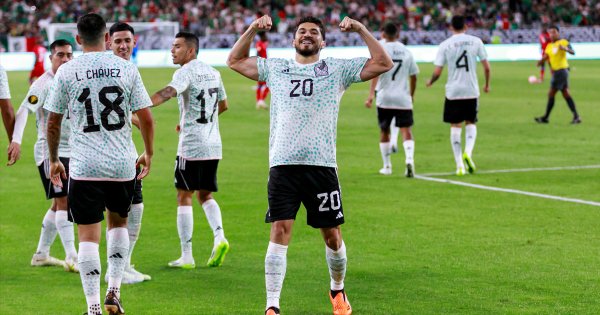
266, 165, 345, 229
551, 68, 569, 90
443, 98, 478, 123
132, 166, 143, 204
174, 156, 219, 192
377, 107, 414, 129
37, 157, 69, 199
68, 178, 136, 224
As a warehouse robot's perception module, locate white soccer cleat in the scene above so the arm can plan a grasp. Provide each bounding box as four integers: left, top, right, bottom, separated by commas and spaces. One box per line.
456, 166, 466, 176
31, 253, 65, 267
121, 270, 146, 284
125, 265, 151, 281
168, 257, 196, 269
379, 166, 392, 175
64, 256, 79, 273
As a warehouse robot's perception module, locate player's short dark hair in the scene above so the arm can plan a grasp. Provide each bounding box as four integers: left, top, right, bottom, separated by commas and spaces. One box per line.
383, 23, 399, 38
296, 16, 326, 41
548, 25, 560, 32
77, 13, 107, 45
49, 39, 72, 54
175, 32, 199, 53
109, 22, 135, 36
451, 16, 465, 30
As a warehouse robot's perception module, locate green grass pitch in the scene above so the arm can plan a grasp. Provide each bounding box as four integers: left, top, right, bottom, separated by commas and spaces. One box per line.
1, 60, 599, 314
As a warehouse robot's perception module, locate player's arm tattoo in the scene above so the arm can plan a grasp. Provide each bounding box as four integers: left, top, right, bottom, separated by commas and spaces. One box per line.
151, 86, 177, 107
47, 112, 64, 163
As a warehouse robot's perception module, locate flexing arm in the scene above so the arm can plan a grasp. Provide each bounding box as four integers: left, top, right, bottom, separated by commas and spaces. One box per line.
364, 76, 379, 108
481, 59, 491, 93
1, 99, 15, 142
7, 105, 28, 165
47, 112, 66, 186
227, 15, 272, 80
134, 107, 154, 179
426, 66, 443, 87
150, 86, 177, 107
218, 99, 228, 115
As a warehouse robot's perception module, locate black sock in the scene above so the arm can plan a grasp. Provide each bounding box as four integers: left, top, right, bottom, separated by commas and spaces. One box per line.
565, 97, 579, 118
544, 97, 555, 119
331, 289, 344, 298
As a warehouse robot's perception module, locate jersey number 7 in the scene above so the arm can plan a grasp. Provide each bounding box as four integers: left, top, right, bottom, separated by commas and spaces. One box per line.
196, 88, 219, 124
391, 59, 403, 80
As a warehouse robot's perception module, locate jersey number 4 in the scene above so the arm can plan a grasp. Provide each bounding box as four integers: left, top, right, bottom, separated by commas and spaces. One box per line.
196, 88, 219, 124
456, 50, 469, 72
78, 86, 125, 133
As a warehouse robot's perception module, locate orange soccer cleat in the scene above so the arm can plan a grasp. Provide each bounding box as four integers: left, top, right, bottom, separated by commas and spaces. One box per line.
329, 290, 352, 315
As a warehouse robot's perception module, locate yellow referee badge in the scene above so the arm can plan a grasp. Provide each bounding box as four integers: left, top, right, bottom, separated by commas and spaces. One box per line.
28, 95, 39, 104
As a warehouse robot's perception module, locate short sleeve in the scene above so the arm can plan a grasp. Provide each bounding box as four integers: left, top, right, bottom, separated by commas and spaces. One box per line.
217, 76, 227, 101
409, 55, 420, 76
130, 68, 152, 112
477, 40, 488, 61
43, 70, 68, 114
23, 78, 46, 112
257, 57, 269, 82
167, 68, 190, 95
433, 44, 446, 67
0, 67, 11, 99
342, 57, 368, 87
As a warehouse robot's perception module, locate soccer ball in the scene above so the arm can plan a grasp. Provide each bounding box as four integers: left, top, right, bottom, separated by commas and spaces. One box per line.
528, 75, 538, 84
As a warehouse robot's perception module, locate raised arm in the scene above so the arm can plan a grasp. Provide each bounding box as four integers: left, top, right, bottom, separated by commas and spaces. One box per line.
134, 107, 154, 179
0, 99, 15, 143
481, 59, 491, 93
364, 76, 379, 108
150, 86, 177, 107
227, 15, 272, 81
47, 112, 66, 186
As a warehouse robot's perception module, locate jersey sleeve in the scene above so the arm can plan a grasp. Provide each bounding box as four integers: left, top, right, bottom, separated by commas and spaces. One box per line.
257, 57, 269, 82
43, 70, 68, 114
341, 57, 368, 88
167, 68, 190, 95
23, 78, 46, 112
0, 67, 11, 99
217, 76, 227, 101
477, 40, 488, 61
433, 44, 446, 67
130, 68, 152, 112
408, 54, 420, 75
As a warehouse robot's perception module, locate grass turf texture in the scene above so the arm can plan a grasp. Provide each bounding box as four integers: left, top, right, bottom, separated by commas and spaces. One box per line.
1, 60, 599, 314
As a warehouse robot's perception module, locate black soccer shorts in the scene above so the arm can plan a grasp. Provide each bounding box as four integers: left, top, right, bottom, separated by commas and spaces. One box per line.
38, 157, 70, 199
443, 98, 478, 123
174, 156, 219, 192
377, 107, 414, 129
68, 178, 135, 225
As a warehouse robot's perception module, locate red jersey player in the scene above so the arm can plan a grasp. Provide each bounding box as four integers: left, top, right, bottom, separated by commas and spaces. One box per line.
29, 36, 47, 84
538, 25, 551, 82
255, 31, 269, 109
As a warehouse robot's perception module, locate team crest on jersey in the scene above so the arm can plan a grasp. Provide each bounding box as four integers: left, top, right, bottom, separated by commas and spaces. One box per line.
314, 60, 329, 77
281, 68, 290, 74
28, 95, 38, 104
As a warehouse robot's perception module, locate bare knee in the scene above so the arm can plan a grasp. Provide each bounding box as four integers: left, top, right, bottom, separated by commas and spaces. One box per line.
196, 190, 213, 204
321, 226, 343, 250
270, 220, 294, 245
177, 190, 194, 206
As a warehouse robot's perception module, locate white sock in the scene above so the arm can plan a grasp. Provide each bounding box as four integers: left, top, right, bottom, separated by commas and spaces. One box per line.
465, 124, 477, 158
78, 242, 101, 315
35, 209, 57, 256
403, 140, 415, 164
450, 127, 464, 168
326, 241, 347, 291
127, 203, 144, 267
177, 206, 194, 260
265, 242, 288, 310
55, 210, 77, 260
379, 142, 392, 169
202, 199, 225, 244
107, 227, 129, 296
391, 126, 400, 149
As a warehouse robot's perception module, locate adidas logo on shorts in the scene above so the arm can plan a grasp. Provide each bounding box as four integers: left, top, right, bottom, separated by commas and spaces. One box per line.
335, 212, 344, 219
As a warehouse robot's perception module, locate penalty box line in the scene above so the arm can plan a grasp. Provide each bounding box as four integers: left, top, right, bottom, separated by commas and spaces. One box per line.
421, 165, 600, 177
414, 175, 600, 207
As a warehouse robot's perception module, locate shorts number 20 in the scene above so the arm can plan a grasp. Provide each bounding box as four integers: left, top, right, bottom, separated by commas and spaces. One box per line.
317, 190, 341, 212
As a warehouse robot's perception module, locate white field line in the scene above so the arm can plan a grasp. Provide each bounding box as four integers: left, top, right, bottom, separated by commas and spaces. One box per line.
421, 165, 600, 177
415, 175, 600, 207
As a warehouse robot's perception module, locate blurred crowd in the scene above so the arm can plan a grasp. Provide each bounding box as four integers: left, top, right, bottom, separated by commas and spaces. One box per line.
1, 0, 599, 47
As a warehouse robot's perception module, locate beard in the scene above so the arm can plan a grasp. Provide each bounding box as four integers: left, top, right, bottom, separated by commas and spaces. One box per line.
295, 42, 320, 57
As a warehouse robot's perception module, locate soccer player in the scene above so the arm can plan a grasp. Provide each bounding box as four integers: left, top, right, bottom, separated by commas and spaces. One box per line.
45, 13, 154, 315
538, 25, 551, 83
30, 36, 48, 84
7, 39, 78, 272
107, 21, 151, 284
364, 23, 419, 177
0, 65, 15, 143
150, 32, 230, 270
227, 15, 392, 315
426, 16, 490, 176
534, 25, 581, 124
256, 31, 269, 109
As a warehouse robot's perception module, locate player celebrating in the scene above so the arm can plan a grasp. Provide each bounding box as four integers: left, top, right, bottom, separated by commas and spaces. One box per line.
426, 16, 491, 176
151, 32, 230, 269
364, 23, 419, 177
534, 25, 581, 124
45, 13, 154, 315
228, 15, 392, 315
107, 21, 151, 284
7, 39, 78, 272
256, 31, 269, 109
1, 65, 15, 143
538, 25, 551, 83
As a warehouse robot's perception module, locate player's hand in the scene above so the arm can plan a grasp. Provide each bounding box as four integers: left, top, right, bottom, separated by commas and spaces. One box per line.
136, 151, 152, 180
559, 45, 567, 51
7, 142, 21, 166
425, 79, 433, 87
251, 15, 272, 31
339, 17, 365, 33
49, 160, 66, 187
175, 124, 180, 133
364, 96, 373, 108
484, 85, 490, 93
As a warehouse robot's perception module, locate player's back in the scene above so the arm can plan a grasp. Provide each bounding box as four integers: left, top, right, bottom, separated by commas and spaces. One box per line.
376, 41, 418, 109
47, 52, 150, 180
436, 33, 487, 99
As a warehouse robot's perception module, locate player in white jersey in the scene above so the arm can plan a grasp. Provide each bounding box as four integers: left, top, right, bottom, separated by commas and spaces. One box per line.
7, 39, 79, 272
426, 16, 491, 176
0, 64, 15, 143
228, 15, 393, 315
44, 14, 154, 315
365, 23, 419, 177
107, 21, 151, 284
151, 32, 230, 270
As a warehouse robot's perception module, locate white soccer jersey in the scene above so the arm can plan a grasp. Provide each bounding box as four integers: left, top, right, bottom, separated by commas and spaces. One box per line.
168, 59, 227, 160
0, 65, 10, 99
434, 33, 488, 100
44, 52, 152, 180
258, 57, 367, 168
376, 41, 419, 109
20, 70, 71, 165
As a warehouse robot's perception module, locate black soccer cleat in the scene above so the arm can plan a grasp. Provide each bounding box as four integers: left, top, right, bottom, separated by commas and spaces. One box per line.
104, 291, 125, 315
571, 117, 582, 124
534, 116, 549, 124
265, 306, 281, 315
